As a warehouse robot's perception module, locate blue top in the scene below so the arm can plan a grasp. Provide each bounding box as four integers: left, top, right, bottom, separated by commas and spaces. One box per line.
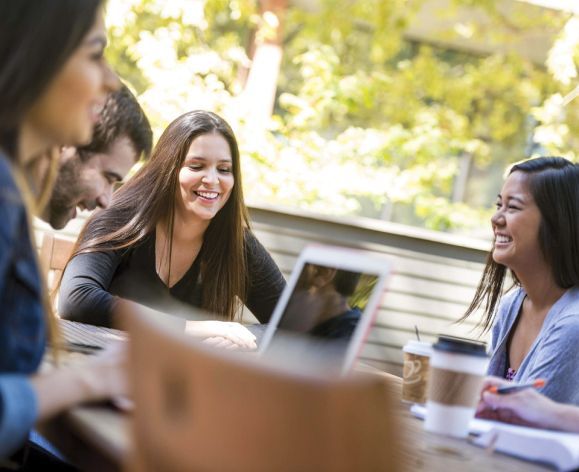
488, 286, 579, 405
310, 307, 362, 339
0, 153, 45, 457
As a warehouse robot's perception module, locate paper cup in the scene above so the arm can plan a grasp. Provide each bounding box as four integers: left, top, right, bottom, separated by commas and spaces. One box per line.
424, 335, 488, 438
402, 340, 432, 404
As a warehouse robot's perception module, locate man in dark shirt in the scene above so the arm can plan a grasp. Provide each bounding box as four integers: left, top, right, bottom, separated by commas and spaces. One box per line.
41, 84, 152, 229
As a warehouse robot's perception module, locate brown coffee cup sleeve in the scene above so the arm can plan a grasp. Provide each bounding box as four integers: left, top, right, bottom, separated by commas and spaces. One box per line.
428, 367, 483, 408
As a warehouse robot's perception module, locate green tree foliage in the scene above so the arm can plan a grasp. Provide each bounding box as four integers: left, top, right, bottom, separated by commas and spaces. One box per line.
106, 0, 579, 233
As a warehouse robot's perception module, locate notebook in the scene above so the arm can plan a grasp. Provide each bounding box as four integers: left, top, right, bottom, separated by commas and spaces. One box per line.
258, 245, 391, 375
411, 403, 579, 471
474, 424, 579, 471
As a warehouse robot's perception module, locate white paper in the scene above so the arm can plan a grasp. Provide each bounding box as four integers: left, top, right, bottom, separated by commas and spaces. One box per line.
474, 425, 579, 471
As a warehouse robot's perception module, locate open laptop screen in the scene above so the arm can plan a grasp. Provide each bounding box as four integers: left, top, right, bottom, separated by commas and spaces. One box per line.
277, 263, 378, 340
259, 246, 390, 375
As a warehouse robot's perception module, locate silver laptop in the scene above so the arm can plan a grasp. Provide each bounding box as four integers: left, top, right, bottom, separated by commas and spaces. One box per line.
59, 244, 391, 373
258, 245, 391, 375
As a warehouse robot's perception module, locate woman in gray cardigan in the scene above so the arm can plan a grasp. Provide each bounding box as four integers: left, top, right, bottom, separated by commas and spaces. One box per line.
460, 156, 579, 405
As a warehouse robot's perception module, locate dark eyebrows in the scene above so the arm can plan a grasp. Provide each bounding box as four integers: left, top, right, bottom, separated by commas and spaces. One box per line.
185, 156, 232, 163
85, 36, 107, 49
509, 196, 525, 204
104, 170, 123, 182
496, 194, 526, 204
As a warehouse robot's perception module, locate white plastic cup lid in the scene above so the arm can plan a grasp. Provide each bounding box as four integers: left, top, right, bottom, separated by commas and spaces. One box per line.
403, 340, 432, 357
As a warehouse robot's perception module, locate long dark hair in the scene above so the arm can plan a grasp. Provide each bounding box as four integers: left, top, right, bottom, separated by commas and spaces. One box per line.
460, 156, 579, 333
0, 0, 102, 158
0, 0, 102, 353
74, 110, 251, 321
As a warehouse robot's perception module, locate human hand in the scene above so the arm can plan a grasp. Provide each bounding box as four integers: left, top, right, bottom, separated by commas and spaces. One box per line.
476, 376, 510, 418
30, 340, 129, 421
83, 340, 129, 400
202, 336, 246, 350
185, 320, 257, 350
476, 376, 557, 428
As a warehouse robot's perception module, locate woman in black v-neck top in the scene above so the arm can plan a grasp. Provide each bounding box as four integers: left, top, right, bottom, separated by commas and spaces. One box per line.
59, 111, 285, 348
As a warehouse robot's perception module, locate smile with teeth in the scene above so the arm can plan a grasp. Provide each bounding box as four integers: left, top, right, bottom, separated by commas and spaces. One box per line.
495, 234, 513, 244
195, 191, 219, 200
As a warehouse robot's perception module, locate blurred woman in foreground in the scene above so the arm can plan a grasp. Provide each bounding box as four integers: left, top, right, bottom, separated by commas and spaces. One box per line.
0, 0, 127, 463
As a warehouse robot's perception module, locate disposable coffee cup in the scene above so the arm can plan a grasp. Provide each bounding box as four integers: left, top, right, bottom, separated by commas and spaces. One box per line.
402, 340, 432, 404
424, 335, 488, 438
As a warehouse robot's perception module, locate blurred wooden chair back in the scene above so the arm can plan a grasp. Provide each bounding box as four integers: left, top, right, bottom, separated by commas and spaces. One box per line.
38, 232, 75, 307
120, 301, 401, 472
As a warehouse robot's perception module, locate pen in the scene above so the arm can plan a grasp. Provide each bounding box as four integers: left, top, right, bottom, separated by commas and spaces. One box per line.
57, 342, 103, 354
489, 379, 546, 395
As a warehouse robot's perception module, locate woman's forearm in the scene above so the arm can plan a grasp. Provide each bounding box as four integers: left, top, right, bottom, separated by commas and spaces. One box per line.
58, 252, 120, 326
548, 402, 579, 433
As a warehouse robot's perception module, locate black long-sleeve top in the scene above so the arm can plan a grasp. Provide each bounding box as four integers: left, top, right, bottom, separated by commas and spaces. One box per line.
59, 231, 286, 327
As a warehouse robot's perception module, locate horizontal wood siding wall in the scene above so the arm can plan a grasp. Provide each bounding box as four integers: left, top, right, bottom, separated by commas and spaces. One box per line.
247, 206, 491, 376
34, 205, 491, 376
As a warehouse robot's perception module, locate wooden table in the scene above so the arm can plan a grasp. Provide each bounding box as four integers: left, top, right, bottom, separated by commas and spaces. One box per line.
399, 407, 551, 471
44, 369, 551, 471
40, 405, 126, 471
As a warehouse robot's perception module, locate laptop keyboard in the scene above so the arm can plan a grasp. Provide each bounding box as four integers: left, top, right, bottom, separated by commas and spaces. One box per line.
246, 323, 268, 346
58, 320, 265, 354
58, 319, 126, 353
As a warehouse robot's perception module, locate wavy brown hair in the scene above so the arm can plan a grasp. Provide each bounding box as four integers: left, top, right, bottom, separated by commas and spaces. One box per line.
460, 156, 579, 333
73, 110, 250, 320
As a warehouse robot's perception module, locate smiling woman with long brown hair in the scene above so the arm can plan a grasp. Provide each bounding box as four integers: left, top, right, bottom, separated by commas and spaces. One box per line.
59, 110, 286, 349
460, 156, 579, 405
